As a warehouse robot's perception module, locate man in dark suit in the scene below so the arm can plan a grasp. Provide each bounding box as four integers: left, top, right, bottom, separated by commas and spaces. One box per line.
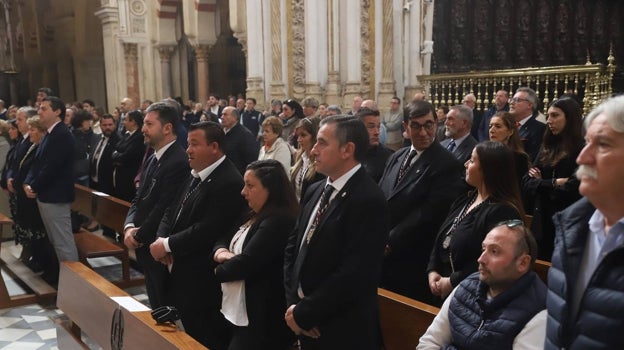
440, 104, 478, 163
123, 102, 189, 309
378, 100, 466, 303
6, 107, 37, 194
90, 114, 119, 195
221, 106, 259, 174
24, 96, 78, 271
284, 116, 389, 349
111, 110, 145, 201
510, 87, 546, 163
206, 93, 223, 121
356, 107, 394, 182
149, 121, 245, 349
240, 97, 263, 139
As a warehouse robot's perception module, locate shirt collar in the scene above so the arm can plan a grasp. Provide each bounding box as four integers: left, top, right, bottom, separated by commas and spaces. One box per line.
518, 114, 533, 126
154, 139, 176, 161
451, 132, 470, 146
325, 164, 361, 193
47, 120, 61, 133
191, 155, 226, 181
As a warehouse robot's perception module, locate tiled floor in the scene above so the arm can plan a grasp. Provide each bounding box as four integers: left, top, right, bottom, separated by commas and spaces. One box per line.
0, 242, 147, 350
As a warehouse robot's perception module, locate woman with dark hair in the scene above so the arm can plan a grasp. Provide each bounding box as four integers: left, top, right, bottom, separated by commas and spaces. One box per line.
489, 111, 531, 184
290, 117, 324, 202
522, 97, 584, 260
213, 159, 298, 350
427, 141, 523, 305
281, 99, 305, 147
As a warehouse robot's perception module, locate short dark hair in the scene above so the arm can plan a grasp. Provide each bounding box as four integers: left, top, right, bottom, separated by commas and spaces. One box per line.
82, 99, 95, 107
146, 101, 180, 135
246, 97, 257, 105
38, 87, 54, 96
320, 115, 369, 162
209, 93, 220, 100
126, 110, 144, 128
71, 109, 93, 129
246, 159, 299, 219
355, 107, 380, 119
100, 113, 115, 122
189, 121, 225, 149
43, 96, 66, 119
403, 100, 436, 123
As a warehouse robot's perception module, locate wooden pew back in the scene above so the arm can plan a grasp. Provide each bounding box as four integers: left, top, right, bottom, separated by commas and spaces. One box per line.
378, 288, 439, 350
58, 262, 206, 349
73, 184, 131, 233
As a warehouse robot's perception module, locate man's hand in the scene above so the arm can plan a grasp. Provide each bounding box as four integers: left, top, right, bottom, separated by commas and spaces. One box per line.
158, 253, 174, 265
7, 178, 15, 193
285, 305, 320, 339
213, 248, 234, 263
150, 237, 168, 260
123, 227, 142, 249
428, 271, 442, 296
24, 185, 36, 198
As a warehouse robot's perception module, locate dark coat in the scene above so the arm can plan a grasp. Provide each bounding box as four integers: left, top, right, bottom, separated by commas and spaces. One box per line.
518, 115, 546, 163
378, 142, 466, 302
224, 123, 259, 175
284, 167, 389, 349
90, 132, 120, 194
111, 130, 145, 201
440, 135, 478, 163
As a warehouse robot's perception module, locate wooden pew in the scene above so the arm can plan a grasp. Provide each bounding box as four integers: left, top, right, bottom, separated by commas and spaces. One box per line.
57, 261, 206, 349
71, 184, 143, 288
534, 259, 552, 284
378, 288, 440, 350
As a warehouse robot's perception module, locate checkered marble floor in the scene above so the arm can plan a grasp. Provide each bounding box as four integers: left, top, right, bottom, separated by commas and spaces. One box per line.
0, 246, 147, 350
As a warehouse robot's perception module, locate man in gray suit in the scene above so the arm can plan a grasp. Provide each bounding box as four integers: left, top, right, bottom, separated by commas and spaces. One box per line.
440, 104, 478, 163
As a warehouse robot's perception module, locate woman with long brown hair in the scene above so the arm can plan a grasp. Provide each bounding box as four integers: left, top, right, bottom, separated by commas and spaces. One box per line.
290, 117, 324, 202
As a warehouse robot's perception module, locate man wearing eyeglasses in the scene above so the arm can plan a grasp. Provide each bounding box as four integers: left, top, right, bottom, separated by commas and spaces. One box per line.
418, 221, 547, 349
509, 87, 545, 162
378, 100, 465, 303
545, 95, 624, 349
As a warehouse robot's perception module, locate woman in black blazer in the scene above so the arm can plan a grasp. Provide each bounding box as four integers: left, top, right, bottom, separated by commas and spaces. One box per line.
213, 159, 299, 350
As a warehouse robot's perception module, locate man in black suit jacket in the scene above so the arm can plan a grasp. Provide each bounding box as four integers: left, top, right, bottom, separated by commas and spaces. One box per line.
123, 102, 189, 309
510, 87, 546, 163
150, 122, 245, 349
356, 108, 394, 182
112, 110, 146, 201
221, 106, 259, 174
284, 116, 389, 349
378, 100, 466, 303
240, 97, 263, 139
24, 96, 78, 267
439, 104, 478, 163
90, 114, 119, 195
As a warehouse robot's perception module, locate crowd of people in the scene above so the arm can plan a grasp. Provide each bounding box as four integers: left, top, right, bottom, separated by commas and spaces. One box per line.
0, 86, 622, 349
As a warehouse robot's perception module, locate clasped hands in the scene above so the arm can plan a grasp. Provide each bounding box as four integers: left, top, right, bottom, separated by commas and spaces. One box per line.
428, 271, 453, 298
284, 305, 321, 339
123, 229, 172, 265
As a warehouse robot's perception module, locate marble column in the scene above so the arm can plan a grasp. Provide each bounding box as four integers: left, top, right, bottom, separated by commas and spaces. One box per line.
158, 45, 174, 99
324, 0, 342, 106
377, 0, 396, 113
304, 0, 326, 102
95, 6, 122, 112
194, 44, 211, 104
123, 42, 140, 104
245, 0, 264, 105
269, 0, 286, 102
341, 0, 362, 108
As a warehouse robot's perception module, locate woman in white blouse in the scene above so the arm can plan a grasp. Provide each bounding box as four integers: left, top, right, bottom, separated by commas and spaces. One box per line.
258, 116, 292, 172
213, 160, 299, 350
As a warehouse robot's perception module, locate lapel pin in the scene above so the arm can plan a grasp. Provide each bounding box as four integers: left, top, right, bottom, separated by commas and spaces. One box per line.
341, 192, 346, 198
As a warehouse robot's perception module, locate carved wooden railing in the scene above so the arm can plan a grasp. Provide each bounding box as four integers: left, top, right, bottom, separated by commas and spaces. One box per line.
419, 52, 616, 115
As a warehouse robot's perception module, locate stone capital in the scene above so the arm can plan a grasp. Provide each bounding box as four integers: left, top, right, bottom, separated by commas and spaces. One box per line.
158, 45, 175, 62
122, 42, 138, 60
194, 44, 212, 62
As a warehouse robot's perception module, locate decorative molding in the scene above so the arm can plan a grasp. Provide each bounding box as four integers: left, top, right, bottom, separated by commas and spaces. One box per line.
270, 0, 282, 82
123, 42, 138, 60
291, 0, 305, 99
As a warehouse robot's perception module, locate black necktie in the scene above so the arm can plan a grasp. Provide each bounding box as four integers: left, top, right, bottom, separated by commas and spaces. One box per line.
447, 140, 456, 152
396, 149, 417, 185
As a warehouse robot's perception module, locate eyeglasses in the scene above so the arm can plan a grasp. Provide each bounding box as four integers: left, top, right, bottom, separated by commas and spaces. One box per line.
509, 97, 530, 104
408, 120, 436, 131
496, 219, 533, 259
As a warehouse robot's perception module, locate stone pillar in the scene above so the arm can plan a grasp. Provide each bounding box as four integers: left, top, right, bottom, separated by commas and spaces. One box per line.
269, 0, 286, 102
325, 0, 341, 107
95, 5, 122, 112
304, 0, 326, 102
158, 45, 174, 98
245, 0, 264, 105
194, 44, 210, 104
377, 0, 396, 113
404, 0, 428, 99
341, 0, 362, 108
123, 43, 140, 104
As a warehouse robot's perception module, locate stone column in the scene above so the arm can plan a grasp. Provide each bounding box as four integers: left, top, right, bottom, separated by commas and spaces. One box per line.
269, 0, 286, 102
404, 0, 426, 99
158, 45, 174, 99
95, 5, 122, 112
245, 0, 264, 105
123, 42, 140, 104
324, 0, 341, 106
341, 0, 362, 108
304, 0, 326, 102
377, 0, 396, 113
194, 44, 210, 104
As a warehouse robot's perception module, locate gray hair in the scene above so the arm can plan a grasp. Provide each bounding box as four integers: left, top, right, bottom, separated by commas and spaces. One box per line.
327, 105, 342, 114
17, 106, 38, 117
585, 95, 624, 133
516, 87, 538, 112
450, 104, 474, 126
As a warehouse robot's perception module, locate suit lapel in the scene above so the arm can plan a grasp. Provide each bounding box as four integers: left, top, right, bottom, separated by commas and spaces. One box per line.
390, 148, 432, 197
295, 184, 324, 248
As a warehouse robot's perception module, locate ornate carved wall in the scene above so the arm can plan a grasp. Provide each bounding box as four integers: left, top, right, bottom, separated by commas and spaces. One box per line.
432, 0, 624, 81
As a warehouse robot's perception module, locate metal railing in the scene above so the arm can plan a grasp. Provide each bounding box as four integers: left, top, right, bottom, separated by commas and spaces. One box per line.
419, 51, 616, 115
